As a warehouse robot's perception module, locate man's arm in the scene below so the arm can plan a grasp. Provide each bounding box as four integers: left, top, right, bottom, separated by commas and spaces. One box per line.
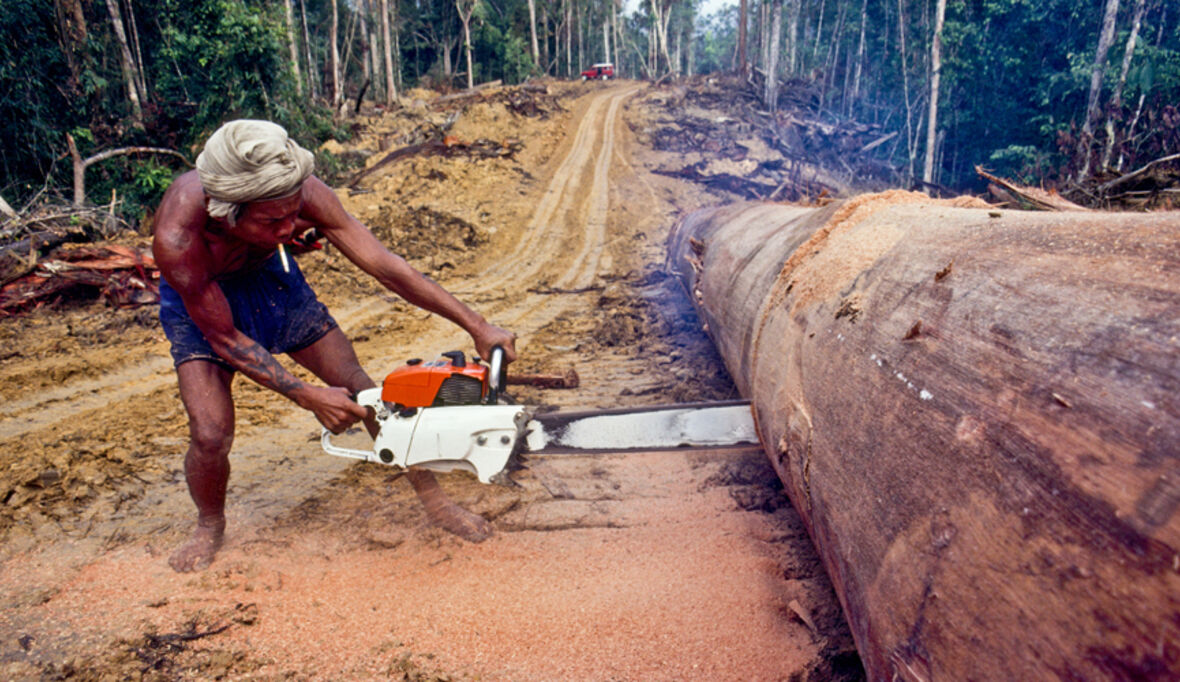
298, 177, 517, 362
152, 176, 365, 432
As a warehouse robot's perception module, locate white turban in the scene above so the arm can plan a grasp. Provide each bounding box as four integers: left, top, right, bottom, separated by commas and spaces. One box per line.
196, 120, 315, 221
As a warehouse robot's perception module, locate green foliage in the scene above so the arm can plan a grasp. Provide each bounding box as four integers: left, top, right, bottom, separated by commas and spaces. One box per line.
0, 0, 83, 200
694, 5, 738, 75
988, 145, 1053, 185
475, 18, 537, 84
153, 0, 293, 134
132, 159, 175, 197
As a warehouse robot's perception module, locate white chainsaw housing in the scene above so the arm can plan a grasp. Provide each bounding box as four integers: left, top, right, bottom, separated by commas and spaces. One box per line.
321, 387, 529, 483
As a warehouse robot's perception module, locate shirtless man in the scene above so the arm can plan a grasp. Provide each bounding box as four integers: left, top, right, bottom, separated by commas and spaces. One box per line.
152, 120, 516, 572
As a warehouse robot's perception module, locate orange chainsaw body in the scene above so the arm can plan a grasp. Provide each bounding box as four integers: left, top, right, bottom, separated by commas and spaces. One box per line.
380, 351, 489, 408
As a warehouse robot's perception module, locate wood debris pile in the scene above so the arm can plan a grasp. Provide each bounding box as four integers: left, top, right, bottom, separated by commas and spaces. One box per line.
2, 203, 158, 315
0, 242, 158, 316
635, 74, 898, 201
427, 81, 565, 119
1082, 152, 1180, 209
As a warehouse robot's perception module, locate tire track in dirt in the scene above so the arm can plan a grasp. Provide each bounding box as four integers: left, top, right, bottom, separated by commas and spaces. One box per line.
0, 84, 644, 566
0, 355, 174, 441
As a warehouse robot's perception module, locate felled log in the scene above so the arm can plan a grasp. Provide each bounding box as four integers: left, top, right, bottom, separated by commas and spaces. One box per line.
668, 190, 1180, 680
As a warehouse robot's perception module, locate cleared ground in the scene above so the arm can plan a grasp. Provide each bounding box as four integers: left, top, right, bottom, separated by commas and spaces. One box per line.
0, 82, 859, 680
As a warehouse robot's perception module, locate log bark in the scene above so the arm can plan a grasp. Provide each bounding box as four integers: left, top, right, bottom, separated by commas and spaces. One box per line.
668, 191, 1180, 680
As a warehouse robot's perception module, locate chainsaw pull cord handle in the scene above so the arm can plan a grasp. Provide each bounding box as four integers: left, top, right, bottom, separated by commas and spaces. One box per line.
486, 345, 506, 405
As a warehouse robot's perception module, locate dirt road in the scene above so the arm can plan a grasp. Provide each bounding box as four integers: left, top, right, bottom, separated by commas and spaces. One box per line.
0, 83, 858, 679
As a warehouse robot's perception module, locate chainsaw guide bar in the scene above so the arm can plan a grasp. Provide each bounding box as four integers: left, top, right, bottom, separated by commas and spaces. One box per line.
320, 348, 760, 485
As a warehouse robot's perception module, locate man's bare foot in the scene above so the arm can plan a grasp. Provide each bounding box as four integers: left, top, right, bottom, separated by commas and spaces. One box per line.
169, 517, 225, 572
408, 470, 493, 542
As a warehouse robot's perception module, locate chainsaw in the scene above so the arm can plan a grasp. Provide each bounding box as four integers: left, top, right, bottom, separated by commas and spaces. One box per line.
320, 347, 758, 484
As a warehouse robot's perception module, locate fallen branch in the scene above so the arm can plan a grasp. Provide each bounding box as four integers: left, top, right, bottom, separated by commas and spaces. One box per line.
348, 136, 522, 188
1097, 152, 1180, 194
976, 166, 1091, 211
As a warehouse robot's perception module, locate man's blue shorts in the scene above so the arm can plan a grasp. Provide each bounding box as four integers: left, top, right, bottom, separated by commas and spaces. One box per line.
159, 252, 338, 371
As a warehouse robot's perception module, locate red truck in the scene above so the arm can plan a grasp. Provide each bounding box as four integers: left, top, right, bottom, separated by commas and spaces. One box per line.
580, 63, 614, 81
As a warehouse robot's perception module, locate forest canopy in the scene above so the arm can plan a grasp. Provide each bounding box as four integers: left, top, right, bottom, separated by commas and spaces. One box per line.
2, 0, 1177, 217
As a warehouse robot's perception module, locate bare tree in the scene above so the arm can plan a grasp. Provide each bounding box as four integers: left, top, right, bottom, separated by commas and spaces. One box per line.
1078, 0, 1121, 179
787, 0, 800, 75
897, 0, 917, 179
381, 0, 398, 104
603, 13, 610, 64
765, 0, 783, 110
923, 0, 946, 185
104, 0, 144, 125
331, 0, 342, 109
737, 0, 748, 75
528, 0, 541, 68
301, 0, 319, 97
850, 0, 868, 106
366, 0, 383, 101
1102, 0, 1148, 170
284, 0, 303, 96
456, 0, 479, 89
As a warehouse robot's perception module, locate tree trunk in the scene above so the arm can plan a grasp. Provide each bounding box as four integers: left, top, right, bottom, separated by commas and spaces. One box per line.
738, 0, 747, 75
540, 5, 549, 75
285, 0, 303, 96
301, 0, 319, 98
897, 0, 916, 180
1079, 0, 1121, 179
53, 0, 89, 95
331, 0, 342, 109
381, 0, 397, 104
669, 193, 1180, 682
787, 0, 799, 75
103, 0, 143, 125
922, 0, 946, 185
1102, 0, 1148, 171
124, 0, 148, 104
457, 0, 476, 90
851, 0, 867, 106
765, 0, 783, 111
603, 17, 610, 64
358, 0, 374, 99
613, 0, 622, 76
527, 0, 540, 68
812, 0, 827, 65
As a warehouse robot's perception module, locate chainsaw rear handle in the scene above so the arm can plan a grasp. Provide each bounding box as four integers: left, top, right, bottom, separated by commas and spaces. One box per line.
486, 345, 506, 405
321, 387, 384, 460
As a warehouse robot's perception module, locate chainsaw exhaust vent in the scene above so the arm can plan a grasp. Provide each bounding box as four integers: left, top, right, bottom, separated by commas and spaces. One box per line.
432, 375, 484, 406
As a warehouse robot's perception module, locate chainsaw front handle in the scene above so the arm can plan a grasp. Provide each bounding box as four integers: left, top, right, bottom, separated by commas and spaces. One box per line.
487, 345, 506, 404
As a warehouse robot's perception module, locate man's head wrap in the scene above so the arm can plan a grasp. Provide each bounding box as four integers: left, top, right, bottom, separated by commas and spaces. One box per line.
196, 120, 315, 222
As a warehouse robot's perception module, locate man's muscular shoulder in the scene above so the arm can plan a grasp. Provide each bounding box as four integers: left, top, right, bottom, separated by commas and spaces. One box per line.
152, 170, 213, 288
154, 170, 209, 247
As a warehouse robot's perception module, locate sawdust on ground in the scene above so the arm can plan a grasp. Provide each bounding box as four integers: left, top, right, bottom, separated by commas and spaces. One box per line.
0, 81, 861, 680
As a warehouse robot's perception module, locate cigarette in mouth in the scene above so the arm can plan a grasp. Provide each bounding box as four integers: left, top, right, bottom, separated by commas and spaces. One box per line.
278, 243, 290, 273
